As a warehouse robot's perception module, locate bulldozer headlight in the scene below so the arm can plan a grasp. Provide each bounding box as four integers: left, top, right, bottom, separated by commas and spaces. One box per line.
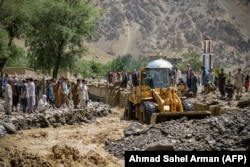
164, 105, 170, 111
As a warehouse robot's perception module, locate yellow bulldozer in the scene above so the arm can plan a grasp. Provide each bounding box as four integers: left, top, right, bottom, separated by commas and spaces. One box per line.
124, 59, 211, 124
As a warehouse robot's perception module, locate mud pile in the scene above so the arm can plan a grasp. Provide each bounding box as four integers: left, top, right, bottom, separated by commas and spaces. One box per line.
0, 143, 114, 167
0, 100, 112, 137
105, 107, 250, 159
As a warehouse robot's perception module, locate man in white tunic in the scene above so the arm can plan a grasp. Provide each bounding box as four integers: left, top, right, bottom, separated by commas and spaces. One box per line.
79, 79, 89, 108
4, 79, 12, 114
27, 78, 36, 113
175, 67, 182, 87
37, 95, 49, 112
234, 68, 245, 97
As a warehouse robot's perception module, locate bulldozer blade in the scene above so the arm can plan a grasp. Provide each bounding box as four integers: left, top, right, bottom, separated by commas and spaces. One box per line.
150, 111, 211, 125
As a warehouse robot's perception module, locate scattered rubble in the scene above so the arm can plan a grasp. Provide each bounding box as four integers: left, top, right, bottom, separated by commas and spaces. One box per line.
105, 107, 250, 159
0, 100, 112, 137
0, 81, 250, 166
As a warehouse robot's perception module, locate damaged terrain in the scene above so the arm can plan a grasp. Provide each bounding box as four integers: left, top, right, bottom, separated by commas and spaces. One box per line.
0, 84, 250, 167
0, 102, 130, 167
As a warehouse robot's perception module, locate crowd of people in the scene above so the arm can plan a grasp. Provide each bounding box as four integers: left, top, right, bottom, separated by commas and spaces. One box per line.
105, 65, 250, 102
1, 65, 249, 114
0, 75, 89, 115
175, 64, 249, 100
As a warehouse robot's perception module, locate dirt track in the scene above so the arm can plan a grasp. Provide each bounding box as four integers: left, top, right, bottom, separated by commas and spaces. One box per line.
0, 108, 129, 167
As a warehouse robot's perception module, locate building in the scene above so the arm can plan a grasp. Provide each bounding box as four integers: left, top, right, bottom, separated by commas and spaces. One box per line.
3, 67, 36, 79
3, 67, 82, 81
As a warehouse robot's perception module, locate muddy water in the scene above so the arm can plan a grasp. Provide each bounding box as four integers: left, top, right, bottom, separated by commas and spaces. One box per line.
0, 108, 130, 167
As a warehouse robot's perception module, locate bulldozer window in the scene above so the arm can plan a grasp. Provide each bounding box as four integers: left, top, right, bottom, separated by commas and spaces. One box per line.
141, 71, 153, 88
142, 68, 170, 88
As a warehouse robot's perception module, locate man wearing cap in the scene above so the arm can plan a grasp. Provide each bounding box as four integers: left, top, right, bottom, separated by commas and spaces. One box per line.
218, 68, 226, 99
234, 68, 245, 97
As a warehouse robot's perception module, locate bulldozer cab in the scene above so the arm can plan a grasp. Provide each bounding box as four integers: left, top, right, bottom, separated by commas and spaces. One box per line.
140, 58, 173, 88
140, 68, 171, 89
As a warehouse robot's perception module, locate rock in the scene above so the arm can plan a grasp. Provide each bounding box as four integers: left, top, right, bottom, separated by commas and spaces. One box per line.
237, 100, 250, 108
216, 123, 226, 135
143, 140, 175, 151
52, 123, 61, 128
123, 122, 145, 137
102, 110, 108, 116
185, 133, 192, 138
0, 104, 4, 112
0, 122, 16, 134
0, 125, 7, 137
82, 117, 91, 123
233, 148, 247, 151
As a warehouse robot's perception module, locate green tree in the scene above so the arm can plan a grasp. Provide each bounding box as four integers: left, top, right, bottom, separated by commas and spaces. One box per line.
177, 51, 202, 72
104, 54, 148, 73
0, 30, 10, 76
25, 0, 102, 79
0, 0, 27, 77
0, 0, 26, 46
5, 50, 28, 67
132, 54, 148, 70
0, 29, 26, 77
73, 60, 92, 78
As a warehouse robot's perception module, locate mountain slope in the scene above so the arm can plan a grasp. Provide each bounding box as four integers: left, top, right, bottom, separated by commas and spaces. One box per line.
88, 0, 250, 70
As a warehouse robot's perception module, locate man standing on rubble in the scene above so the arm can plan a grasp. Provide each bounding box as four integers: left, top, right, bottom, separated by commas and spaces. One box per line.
174, 67, 182, 88
61, 78, 69, 108
4, 79, 12, 114
186, 64, 192, 89
234, 68, 245, 97
120, 70, 128, 89
201, 66, 207, 93
218, 68, 226, 100
190, 71, 198, 98
205, 69, 215, 93
72, 79, 81, 108
20, 79, 28, 113
79, 79, 89, 108
225, 79, 234, 100
132, 69, 139, 87
27, 78, 36, 113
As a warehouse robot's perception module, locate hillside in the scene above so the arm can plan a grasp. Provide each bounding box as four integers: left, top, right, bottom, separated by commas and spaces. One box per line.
88, 0, 250, 70
13, 39, 114, 64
